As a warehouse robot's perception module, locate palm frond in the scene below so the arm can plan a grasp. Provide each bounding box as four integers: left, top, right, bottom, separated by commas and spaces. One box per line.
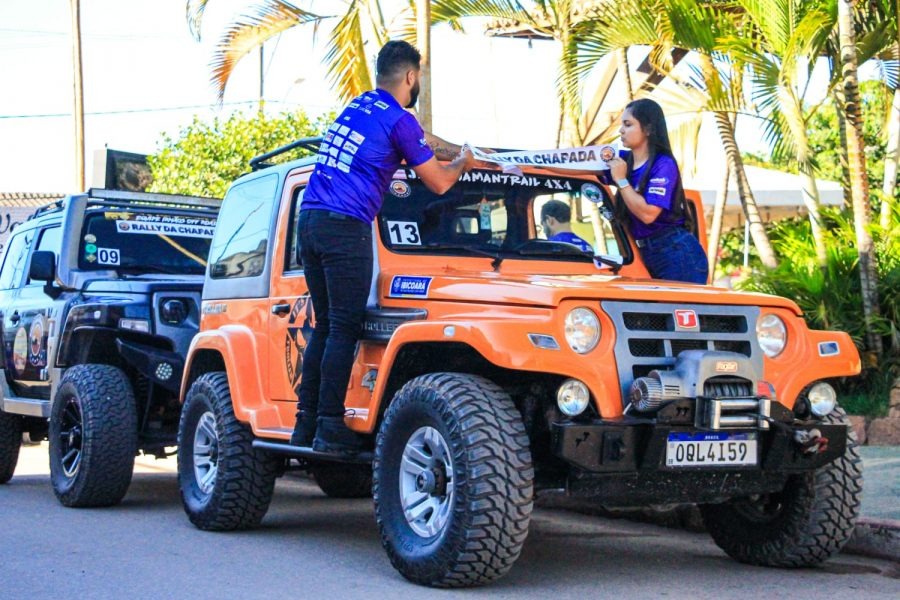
210, 0, 325, 102
186, 0, 211, 41
323, 0, 373, 105
430, 0, 532, 25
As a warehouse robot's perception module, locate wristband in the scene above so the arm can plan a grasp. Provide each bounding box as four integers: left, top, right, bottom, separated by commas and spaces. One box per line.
616, 178, 631, 189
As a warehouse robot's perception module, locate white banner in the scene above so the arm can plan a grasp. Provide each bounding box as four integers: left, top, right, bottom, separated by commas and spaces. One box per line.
469, 143, 618, 175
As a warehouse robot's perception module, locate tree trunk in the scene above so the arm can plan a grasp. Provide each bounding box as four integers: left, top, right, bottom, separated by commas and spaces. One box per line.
882, 86, 899, 229
797, 158, 828, 268
416, 0, 432, 130
617, 48, 634, 102
712, 112, 778, 268
832, 87, 853, 208
707, 164, 731, 279
70, 0, 85, 191
838, 0, 882, 355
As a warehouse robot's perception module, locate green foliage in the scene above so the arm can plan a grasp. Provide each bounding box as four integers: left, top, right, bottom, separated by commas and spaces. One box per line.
744, 80, 899, 205
728, 206, 900, 416
148, 109, 331, 198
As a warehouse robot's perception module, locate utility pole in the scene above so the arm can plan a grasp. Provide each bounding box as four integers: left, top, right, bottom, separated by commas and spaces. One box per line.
70, 0, 85, 191
416, 0, 431, 130
259, 44, 265, 116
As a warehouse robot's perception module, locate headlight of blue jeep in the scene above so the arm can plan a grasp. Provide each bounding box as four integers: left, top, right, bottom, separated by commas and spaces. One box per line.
564, 308, 600, 354
756, 314, 787, 358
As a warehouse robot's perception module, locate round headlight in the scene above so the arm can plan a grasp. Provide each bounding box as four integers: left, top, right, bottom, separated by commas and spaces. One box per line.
807, 382, 837, 417
756, 314, 787, 358
557, 379, 590, 416
565, 308, 600, 354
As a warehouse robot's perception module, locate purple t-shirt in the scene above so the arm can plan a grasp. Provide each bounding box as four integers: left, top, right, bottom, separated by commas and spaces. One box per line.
302, 89, 435, 223
600, 151, 683, 239
549, 231, 593, 253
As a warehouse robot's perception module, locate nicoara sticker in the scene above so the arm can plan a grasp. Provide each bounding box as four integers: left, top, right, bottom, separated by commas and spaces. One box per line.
389, 276, 432, 298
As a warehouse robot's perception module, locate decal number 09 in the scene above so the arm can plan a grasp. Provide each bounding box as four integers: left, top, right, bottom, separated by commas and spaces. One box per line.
386, 221, 421, 246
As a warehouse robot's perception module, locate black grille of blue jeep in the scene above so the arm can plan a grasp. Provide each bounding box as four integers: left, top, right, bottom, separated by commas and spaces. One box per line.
602, 302, 763, 407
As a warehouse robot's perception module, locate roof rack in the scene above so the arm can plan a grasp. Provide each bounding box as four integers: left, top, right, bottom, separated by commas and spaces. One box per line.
28, 200, 66, 220
87, 188, 220, 208
250, 136, 322, 171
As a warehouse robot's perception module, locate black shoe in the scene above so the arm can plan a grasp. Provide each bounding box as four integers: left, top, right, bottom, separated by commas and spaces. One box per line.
312, 416, 363, 455
290, 410, 317, 447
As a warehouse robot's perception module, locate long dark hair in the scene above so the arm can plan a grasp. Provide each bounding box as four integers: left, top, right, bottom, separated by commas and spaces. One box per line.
617, 98, 691, 229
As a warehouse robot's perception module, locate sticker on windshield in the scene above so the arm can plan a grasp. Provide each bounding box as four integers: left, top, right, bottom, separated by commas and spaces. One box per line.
389, 276, 432, 298
389, 180, 411, 198
479, 202, 492, 229
83, 234, 97, 244
386, 221, 421, 245
581, 183, 602, 203
96, 247, 121, 266
115, 219, 215, 239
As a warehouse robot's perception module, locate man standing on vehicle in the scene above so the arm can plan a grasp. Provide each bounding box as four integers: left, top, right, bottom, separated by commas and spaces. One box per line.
540, 199, 593, 253
292, 40, 476, 454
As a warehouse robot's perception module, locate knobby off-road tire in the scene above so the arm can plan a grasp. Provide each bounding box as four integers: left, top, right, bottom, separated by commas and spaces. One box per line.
700, 406, 862, 567
312, 464, 372, 498
49, 365, 137, 507
373, 372, 534, 588
0, 410, 23, 484
178, 372, 279, 531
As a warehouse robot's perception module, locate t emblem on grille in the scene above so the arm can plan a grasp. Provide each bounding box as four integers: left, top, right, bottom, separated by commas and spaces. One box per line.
674, 309, 698, 330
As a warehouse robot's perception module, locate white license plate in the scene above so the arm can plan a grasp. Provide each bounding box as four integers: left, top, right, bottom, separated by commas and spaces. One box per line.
666, 432, 757, 467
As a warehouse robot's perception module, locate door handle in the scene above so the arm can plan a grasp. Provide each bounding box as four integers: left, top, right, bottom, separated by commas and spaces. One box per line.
271, 303, 291, 317
9, 312, 20, 324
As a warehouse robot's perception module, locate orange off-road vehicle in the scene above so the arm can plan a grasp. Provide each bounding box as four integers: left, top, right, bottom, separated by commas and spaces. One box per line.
177, 139, 862, 588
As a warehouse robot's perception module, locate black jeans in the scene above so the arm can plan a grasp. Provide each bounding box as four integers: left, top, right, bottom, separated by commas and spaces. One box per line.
297, 209, 373, 418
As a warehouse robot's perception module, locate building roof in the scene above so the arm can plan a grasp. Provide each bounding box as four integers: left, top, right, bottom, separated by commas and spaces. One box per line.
0, 192, 66, 208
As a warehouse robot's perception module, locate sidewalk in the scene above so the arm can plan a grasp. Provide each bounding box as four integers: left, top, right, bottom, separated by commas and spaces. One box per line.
846, 446, 900, 561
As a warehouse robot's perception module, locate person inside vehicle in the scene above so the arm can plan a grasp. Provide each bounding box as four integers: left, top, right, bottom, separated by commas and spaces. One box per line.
291, 40, 476, 455
540, 199, 593, 253
599, 98, 708, 284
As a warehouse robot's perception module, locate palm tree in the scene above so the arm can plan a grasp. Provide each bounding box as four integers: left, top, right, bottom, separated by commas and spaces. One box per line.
577, 0, 779, 268
836, 0, 882, 355
720, 0, 836, 269
186, 0, 441, 108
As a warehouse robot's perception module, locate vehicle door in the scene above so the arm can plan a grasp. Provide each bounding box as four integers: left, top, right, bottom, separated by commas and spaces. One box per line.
3, 226, 62, 398
0, 229, 36, 395
267, 183, 312, 403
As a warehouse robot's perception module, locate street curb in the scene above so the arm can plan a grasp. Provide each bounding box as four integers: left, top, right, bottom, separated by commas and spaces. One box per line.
844, 518, 900, 563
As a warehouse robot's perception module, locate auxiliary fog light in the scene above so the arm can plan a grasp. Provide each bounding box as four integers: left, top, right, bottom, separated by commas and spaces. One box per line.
557, 379, 590, 417
155, 362, 174, 382
807, 382, 837, 417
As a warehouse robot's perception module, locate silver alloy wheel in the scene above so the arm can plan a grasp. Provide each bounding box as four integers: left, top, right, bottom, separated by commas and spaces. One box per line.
193, 411, 218, 495
399, 426, 454, 538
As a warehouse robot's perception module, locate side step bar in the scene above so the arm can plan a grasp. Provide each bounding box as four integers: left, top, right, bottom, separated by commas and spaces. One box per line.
252, 440, 373, 465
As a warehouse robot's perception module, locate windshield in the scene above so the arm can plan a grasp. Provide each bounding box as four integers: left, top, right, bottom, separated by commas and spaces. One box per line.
378, 170, 626, 262
78, 210, 216, 274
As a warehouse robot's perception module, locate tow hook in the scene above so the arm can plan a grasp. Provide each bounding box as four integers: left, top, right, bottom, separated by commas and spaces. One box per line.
793, 428, 829, 454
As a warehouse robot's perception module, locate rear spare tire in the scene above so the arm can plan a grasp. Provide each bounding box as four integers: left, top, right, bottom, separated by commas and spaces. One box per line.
49, 364, 137, 507
700, 406, 862, 567
0, 410, 23, 484
178, 372, 279, 530
374, 372, 534, 588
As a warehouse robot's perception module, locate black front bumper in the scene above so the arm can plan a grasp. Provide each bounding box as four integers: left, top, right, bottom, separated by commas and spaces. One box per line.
551, 410, 848, 506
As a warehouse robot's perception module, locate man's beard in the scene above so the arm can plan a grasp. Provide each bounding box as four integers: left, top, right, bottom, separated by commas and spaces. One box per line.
406, 81, 420, 109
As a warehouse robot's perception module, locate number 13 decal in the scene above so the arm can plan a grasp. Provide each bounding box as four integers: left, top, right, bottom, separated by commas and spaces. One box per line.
386, 221, 421, 245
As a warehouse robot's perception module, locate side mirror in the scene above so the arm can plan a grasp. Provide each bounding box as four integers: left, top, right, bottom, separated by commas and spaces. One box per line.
29, 251, 56, 282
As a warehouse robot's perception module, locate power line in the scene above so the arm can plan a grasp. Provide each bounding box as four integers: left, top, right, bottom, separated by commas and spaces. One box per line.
0, 99, 335, 120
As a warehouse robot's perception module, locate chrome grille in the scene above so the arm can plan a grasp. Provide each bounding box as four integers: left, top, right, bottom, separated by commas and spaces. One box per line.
603, 302, 762, 407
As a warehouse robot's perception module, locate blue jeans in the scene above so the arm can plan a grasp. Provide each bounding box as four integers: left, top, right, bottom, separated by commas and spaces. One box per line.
639, 227, 709, 284
297, 209, 373, 418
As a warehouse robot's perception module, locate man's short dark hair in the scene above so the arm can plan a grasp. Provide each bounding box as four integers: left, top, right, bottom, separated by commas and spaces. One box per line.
376, 40, 421, 82
541, 199, 571, 224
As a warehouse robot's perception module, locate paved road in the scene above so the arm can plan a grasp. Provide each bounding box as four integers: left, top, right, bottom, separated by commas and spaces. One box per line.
2, 444, 897, 599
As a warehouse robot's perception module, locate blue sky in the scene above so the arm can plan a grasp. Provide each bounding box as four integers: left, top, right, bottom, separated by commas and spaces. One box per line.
0, 0, 866, 193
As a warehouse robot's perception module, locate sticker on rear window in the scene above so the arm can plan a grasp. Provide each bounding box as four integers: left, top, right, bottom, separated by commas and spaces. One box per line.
389, 276, 432, 298
389, 181, 411, 198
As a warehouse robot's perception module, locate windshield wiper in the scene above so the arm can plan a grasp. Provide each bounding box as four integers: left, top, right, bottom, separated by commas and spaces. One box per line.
422, 242, 506, 271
